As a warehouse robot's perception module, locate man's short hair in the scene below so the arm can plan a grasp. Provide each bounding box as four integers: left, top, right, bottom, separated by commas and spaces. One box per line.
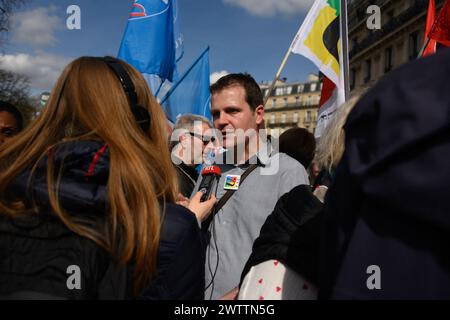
0, 101, 24, 131
210, 73, 263, 112
169, 114, 212, 151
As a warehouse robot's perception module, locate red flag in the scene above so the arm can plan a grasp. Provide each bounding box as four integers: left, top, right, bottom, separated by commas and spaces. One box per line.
429, 0, 450, 47
313, 76, 339, 139
319, 76, 336, 110
423, 0, 437, 56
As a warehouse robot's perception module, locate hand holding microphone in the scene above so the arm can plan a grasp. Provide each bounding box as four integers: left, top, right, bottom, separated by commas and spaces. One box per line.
198, 165, 221, 202
189, 192, 216, 223
188, 165, 221, 223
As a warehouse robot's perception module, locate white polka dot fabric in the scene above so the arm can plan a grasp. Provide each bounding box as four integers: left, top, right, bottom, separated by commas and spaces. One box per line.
238, 260, 318, 300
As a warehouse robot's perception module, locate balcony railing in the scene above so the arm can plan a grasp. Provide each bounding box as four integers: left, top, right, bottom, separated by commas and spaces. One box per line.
267, 119, 299, 128
266, 101, 319, 112
267, 115, 317, 127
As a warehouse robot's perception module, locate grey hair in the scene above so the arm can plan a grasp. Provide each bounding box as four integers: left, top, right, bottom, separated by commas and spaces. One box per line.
169, 114, 212, 151
173, 113, 212, 132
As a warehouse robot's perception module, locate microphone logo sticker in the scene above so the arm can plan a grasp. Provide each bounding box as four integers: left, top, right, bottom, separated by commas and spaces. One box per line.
224, 175, 241, 190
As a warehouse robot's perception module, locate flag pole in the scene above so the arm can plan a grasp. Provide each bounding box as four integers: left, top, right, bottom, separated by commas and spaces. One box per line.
340, 0, 350, 101
418, 37, 432, 58
263, 48, 293, 106
418, 0, 437, 58
418, 0, 447, 58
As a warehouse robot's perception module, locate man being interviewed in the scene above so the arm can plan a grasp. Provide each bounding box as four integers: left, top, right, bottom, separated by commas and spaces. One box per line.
192, 73, 309, 299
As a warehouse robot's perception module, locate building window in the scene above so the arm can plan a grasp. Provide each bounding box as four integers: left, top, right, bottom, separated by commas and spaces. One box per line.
310, 83, 317, 91
384, 9, 394, 27
387, 9, 394, 21
307, 96, 313, 106
350, 68, 356, 90
384, 47, 393, 73
409, 32, 419, 60
270, 114, 275, 124
298, 84, 304, 93
284, 98, 288, 107
305, 111, 312, 123
356, 7, 365, 20
351, 36, 358, 51
293, 112, 299, 123
281, 113, 286, 124
272, 99, 276, 108
276, 87, 283, 96
264, 89, 269, 98
364, 59, 371, 83
286, 86, 292, 95
313, 96, 320, 105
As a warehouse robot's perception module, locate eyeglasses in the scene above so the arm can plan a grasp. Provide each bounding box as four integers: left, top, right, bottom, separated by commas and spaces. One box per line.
188, 132, 216, 145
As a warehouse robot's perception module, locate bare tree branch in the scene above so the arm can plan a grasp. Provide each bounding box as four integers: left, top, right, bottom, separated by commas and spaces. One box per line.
0, 0, 28, 45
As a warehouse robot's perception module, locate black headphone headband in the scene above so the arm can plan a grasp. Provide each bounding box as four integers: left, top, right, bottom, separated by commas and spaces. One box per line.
100, 56, 151, 133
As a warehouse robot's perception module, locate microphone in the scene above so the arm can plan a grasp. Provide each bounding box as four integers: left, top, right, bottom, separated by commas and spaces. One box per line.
199, 165, 221, 202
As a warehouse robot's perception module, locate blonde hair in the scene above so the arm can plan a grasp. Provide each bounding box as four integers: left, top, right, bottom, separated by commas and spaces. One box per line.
0, 57, 178, 295
315, 91, 365, 169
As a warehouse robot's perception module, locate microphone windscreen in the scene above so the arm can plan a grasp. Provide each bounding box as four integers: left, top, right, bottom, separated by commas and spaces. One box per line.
201, 165, 221, 177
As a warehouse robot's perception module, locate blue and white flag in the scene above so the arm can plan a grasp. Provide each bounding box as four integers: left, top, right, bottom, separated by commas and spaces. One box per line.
118, 0, 181, 82
161, 47, 211, 123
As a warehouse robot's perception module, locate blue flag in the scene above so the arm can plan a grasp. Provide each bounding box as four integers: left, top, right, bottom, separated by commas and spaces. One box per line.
172, 0, 184, 63
161, 47, 211, 123
118, 0, 179, 82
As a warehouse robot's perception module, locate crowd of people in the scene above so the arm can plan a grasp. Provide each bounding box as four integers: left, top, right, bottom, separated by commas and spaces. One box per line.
0, 48, 449, 300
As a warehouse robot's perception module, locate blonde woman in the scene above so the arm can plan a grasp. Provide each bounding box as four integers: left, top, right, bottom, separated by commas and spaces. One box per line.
312, 95, 363, 202
0, 57, 215, 299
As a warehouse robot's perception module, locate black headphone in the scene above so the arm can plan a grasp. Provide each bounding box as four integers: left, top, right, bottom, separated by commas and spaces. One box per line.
100, 56, 151, 133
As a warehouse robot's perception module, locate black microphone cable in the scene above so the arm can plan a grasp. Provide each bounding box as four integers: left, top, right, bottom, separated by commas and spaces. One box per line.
204, 202, 220, 300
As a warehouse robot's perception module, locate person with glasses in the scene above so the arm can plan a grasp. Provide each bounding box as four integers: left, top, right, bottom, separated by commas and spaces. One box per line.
188, 131, 216, 146
0, 101, 23, 145
170, 114, 216, 198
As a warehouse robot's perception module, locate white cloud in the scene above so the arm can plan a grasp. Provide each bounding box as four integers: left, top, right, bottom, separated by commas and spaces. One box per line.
223, 0, 314, 17
11, 7, 63, 46
210, 71, 229, 84
0, 52, 72, 91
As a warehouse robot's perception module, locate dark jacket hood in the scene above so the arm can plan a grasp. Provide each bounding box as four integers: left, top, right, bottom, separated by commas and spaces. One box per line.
9, 140, 109, 215
318, 48, 450, 300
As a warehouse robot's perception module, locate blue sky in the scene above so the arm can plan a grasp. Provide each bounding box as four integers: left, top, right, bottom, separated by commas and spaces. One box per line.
0, 0, 317, 93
